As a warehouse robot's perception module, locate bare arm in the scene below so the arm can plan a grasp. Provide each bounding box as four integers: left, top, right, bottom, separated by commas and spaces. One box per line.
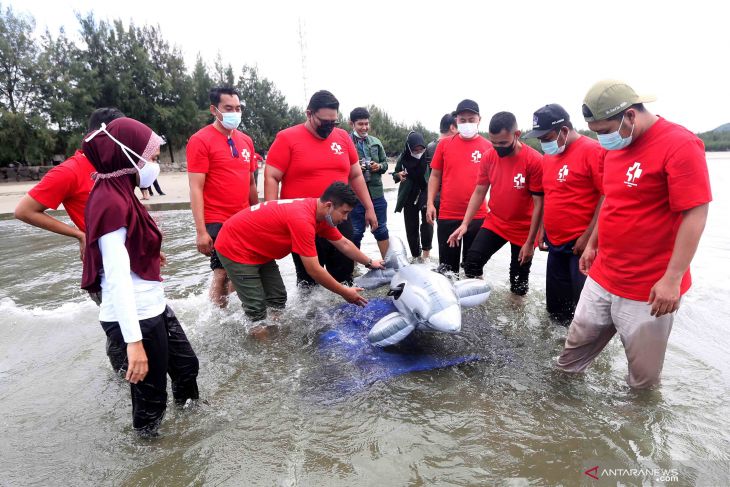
426, 168, 442, 224
188, 172, 213, 256
329, 237, 385, 268
248, 172, 259, 206
264, 165, 283, 201
573, 195, 605, 255
300, 255, 368, 306
518, 194, 544, 265
649, 203, 709, 317
15, 194, 85, 259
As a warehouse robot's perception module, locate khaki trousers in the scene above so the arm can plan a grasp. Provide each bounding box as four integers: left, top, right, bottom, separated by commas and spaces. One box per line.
557, 277, 675, 389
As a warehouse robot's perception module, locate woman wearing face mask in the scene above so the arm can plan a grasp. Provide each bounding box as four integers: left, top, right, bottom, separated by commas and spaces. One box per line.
393, 131, 434, 261
81, 118, 199, 437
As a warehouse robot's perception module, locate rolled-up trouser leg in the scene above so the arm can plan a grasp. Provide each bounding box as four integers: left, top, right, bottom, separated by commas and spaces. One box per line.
162, 306, 200, 405
557, 277, 616, 373
219, 253, 269, 321
613, 296, 675, 389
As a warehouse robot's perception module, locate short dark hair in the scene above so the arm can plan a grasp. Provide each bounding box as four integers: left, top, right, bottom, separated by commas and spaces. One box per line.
488, 111, 518, 134
87, 108, 125, 132
321, 181, 358, 208
307, 90, 339, 112
209, 86, 240, 106
439, 113, 456, 134
350, 107, 370, 123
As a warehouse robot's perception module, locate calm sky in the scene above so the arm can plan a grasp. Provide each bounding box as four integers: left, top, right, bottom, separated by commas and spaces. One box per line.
13, 0, 730, 133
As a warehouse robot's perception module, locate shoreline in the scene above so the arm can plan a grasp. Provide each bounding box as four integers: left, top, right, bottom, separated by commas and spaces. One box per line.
0, 167, 401, 219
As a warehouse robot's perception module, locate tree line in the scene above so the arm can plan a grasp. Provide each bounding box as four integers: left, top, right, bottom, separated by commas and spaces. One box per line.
1, 4, 724, 168
0, 5, 438, 167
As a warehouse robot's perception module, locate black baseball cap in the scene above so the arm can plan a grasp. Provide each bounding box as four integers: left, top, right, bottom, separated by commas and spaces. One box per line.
523, 104, 570, 138
453, 99, 479, 116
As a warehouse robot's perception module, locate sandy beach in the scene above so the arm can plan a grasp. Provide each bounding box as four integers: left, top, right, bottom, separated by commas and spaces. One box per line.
0, 168, 400, 218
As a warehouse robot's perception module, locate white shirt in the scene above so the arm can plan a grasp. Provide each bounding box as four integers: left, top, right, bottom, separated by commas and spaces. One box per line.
97, 227, 166, 343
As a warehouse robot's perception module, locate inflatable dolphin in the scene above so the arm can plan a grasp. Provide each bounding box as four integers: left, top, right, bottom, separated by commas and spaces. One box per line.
355, 237, 491, 347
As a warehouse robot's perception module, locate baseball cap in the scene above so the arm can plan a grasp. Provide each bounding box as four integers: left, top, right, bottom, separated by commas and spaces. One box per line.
523, 104, 570, 138
453, 99, 479, 116
582, 80, 656, 122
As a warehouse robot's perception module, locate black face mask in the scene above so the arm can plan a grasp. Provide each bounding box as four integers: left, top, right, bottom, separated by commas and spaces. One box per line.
494, 139, 516, 158
316, 120, 337, 139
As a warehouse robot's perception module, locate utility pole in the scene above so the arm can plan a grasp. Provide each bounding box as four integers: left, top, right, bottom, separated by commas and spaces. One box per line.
298, 17, 308, 106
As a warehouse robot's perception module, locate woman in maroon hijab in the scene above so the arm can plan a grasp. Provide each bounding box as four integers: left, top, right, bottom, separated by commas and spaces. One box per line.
82, 117, 199, 436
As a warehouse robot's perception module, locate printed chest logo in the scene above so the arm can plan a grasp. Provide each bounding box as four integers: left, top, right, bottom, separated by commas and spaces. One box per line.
513, 173, 525, 189
471, 150, 482, 163
241, 148, 251, 163
625, 162, 642, 187
557, 164, 569, 182
331, 142, 343, 155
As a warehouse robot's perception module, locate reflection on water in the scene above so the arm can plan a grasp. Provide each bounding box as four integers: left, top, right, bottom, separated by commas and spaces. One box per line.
1, 157, 730, 485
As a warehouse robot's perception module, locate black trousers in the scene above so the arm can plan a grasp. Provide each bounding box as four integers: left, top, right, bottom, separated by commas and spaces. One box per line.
403, 202, 433, 258
101, 306, 199, 433
292, 219, 354, 286
436, 218, 483, 274
463, 228, 532, 295
545, 237, 586, 322
145, 179, 164, 195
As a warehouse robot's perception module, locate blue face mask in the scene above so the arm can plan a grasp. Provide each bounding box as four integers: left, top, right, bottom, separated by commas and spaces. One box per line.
325, 207, 337, 228
216, 107, 242, 130
540, 129, 567, 156
597, 115, 634, 151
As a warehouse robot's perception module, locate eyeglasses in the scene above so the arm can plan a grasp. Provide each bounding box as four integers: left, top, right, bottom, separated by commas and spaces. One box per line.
227, 137, 239, 158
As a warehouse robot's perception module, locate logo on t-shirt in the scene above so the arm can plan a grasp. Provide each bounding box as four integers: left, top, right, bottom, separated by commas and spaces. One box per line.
513, 173, 525, 189
471, 150, 482, 163
558, 164, 569, 182
331, 142, 343, 155
241, 148, 251, 162
625, 162, 642, 187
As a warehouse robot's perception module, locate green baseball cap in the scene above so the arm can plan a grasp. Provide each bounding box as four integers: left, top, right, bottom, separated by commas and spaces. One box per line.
582, 79, 656, 122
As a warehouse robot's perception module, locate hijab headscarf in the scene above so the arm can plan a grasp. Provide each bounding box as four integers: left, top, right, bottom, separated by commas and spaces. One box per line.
81, 117, 164, 292
401, 131, 428, 187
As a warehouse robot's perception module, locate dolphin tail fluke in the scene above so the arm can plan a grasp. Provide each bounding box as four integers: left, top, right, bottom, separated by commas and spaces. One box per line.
453, 279, 491, 308
368, 312, 416, 347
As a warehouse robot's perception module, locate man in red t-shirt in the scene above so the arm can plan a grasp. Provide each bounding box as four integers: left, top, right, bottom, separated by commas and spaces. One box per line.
187, 86, 259, 307
448, 111, 544, 296
215, 182, 384, 324
264, 90, 377, 286
523, 104, 605, 321
557, 80, 712, 389
14, 107, 127, 371
426, 99, 492, 274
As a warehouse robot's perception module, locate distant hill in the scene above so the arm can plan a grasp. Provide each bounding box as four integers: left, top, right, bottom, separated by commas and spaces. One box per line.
712, 123, 730, 132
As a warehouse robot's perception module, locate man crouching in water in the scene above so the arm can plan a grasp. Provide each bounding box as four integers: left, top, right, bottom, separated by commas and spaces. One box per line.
214, 182, 386, 335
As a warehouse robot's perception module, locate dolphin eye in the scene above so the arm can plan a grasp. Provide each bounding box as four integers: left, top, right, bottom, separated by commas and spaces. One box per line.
387, 283, 405, 300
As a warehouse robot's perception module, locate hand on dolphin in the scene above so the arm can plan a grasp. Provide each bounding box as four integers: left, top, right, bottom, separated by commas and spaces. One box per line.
341, 286, 368, 307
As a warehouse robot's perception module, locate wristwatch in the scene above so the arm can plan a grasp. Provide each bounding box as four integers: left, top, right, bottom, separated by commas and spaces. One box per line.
365, 258, 373, 269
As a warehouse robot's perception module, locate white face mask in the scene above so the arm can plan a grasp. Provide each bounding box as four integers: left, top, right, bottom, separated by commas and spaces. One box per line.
410, 150, 424, 159
457, 122, 479, 139
85, 122, 161, 188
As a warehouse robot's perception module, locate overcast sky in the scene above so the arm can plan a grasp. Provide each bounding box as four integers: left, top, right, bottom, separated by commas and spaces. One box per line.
14, 0, 730, 133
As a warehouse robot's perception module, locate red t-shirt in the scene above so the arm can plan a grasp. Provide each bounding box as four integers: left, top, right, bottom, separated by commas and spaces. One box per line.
590, 117, 712, 301
266, 125, 358, 199
430, 135, 491, 220
542, 136, 605, 246
186, 125, 256, 223
477, 144, 544, 245
28, 151, 94, 231
214, 198, 342, 264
